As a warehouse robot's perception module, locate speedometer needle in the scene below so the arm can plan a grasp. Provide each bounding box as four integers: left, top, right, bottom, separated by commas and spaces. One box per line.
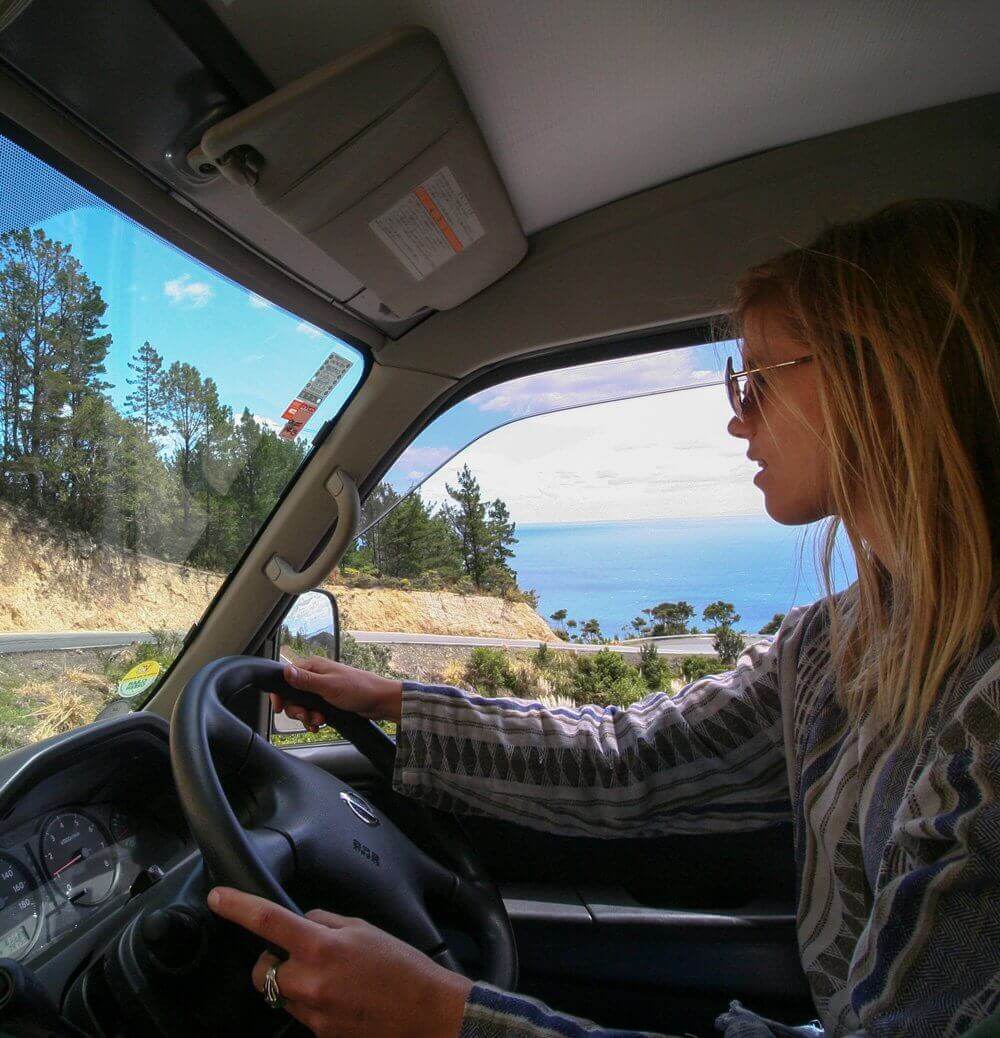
52, 853, 82, 877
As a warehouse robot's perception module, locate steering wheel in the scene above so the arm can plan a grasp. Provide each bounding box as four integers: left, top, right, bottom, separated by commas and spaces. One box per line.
170, 655, 517, 989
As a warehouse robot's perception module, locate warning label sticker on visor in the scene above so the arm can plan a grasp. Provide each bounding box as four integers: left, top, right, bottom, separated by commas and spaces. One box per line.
370, 166, 485, 281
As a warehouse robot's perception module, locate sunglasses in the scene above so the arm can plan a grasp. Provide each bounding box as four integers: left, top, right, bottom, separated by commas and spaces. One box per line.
724, 354, 815, 420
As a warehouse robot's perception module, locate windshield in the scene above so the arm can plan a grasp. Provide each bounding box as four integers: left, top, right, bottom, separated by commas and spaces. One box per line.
0, 130, 364, 757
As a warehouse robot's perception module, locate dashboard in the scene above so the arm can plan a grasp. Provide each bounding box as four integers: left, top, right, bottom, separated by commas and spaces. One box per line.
0, 799, 186, 965
0, 712, 193, 973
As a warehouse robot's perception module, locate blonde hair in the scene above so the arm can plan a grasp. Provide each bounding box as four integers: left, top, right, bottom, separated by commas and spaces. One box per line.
734, 199, 1000, 734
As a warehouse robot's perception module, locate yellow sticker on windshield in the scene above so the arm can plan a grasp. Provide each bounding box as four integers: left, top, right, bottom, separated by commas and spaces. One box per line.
117, 659, 162, 699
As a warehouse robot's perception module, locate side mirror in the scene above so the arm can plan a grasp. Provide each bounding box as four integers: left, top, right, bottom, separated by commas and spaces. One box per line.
272, 589, 340, 734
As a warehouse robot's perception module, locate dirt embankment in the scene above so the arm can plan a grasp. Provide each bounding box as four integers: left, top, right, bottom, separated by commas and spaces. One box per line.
0, 505, 553, 639
0, 506, 219, 632
325, 585, 553, 640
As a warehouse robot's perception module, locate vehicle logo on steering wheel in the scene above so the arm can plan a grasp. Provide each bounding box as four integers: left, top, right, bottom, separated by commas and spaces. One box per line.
339, 791, 380, 827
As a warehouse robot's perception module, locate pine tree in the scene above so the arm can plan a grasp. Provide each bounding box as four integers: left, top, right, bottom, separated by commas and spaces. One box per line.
0, 228, 112, 520
124, 341, 167, 439
581, 618, 603, 643
162, 361, 210, 545
702, 600, 741, 632
642, 601, 695, 636
444, 464, 492, 587
486, 497, 517, 581
228, 409, 307, 547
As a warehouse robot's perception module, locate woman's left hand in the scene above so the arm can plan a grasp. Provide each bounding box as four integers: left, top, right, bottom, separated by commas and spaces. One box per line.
207, 886, 473, 1038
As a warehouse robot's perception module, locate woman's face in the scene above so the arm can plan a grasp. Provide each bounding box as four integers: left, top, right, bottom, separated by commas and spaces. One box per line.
727, 306, 833, 525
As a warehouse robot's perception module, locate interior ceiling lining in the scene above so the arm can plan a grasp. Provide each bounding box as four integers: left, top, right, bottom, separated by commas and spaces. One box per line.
376, 95, 1000, 379
208, 0, 1000, 234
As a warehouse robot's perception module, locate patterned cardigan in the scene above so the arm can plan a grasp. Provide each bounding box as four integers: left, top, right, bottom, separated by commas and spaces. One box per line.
391, 592, 1000, 1038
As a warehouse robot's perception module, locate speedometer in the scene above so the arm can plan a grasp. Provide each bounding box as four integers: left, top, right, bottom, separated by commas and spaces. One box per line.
41, 811, 117, 906
0, 853, 41, 960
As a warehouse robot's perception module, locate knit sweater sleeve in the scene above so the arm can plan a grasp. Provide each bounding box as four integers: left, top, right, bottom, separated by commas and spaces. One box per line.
391, 605, 814, 839
458, 983, 676, 1038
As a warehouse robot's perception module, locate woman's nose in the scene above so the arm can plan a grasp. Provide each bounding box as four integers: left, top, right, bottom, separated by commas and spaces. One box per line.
727, 412, 752, 440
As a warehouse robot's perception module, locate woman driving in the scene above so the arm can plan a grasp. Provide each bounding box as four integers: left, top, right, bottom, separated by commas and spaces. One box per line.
208, 198, 1000, 1038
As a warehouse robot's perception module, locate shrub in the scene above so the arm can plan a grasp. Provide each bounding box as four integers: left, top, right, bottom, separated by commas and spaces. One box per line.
508, 658, 548, 699
533, 642, 553, 669
466, 647, 514, 693
713, 625, 745, 666
536, 691, 577, 710
339, 632, 398, 678
681, 654, 720, 684
571, 650, 648, 709
434, 660, 470, 689
638, 642, 675, 691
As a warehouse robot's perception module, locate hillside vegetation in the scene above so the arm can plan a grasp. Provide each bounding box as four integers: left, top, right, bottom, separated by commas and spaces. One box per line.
0, 503, 552, 638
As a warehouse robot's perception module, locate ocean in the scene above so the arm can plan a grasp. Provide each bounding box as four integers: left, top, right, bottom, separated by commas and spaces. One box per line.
510, 515, 856, 638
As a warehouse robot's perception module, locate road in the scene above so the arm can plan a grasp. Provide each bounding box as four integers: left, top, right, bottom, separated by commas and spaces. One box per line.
0, 630, 771, 656
348, 630, 769, 655
0, 631, 154, 653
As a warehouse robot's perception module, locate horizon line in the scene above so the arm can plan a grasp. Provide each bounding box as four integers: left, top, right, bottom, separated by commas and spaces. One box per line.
516, 512, 776, 528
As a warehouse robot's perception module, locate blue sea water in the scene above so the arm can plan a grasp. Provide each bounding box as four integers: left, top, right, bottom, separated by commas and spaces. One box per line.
510, 515, 856, 638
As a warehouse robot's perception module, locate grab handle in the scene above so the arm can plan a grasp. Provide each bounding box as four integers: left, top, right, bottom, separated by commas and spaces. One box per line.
263, 468, 360, 593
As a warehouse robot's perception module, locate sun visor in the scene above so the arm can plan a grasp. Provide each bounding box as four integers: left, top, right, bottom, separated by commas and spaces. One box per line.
190, 27, 527, 317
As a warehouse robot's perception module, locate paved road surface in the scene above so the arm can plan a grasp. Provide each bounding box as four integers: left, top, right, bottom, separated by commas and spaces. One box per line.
0, 630, 770, 656
0, 631, 153, 653
348, 630, 766, 655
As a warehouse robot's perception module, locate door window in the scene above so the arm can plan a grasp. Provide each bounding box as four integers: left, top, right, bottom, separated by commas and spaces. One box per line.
272, 339, 855, 743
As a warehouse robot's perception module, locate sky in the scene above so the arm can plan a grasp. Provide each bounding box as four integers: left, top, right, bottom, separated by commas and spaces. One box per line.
1, 128, 767, 530
383, 342, 768, 525
0, 132, 364, 440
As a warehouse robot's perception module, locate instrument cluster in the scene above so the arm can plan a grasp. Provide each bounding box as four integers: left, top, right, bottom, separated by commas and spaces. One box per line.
0, 802, 185, 963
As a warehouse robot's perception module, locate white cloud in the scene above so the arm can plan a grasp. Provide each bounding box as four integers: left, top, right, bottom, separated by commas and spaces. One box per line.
252, 413, 285, 434
391, 444, 456, 485
419, 384, 764, 523
469, 349, 724, 418
248, 294, 272, 309
163, 274, 213, 308
244, 353, 265, 363
296, 321, 322, 339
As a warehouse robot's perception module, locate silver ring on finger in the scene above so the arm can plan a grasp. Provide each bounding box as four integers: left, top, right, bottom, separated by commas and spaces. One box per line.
264, 961, 286, 1010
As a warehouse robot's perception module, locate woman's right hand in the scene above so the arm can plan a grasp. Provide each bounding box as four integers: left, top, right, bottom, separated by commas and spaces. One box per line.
270, 656, 403, 732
